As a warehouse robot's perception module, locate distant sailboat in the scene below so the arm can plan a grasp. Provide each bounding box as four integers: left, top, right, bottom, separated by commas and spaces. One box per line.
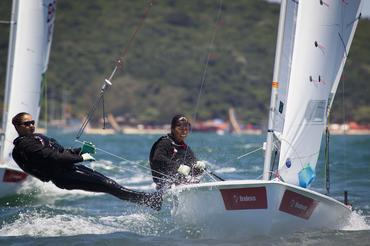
166, 0, 363, 237
228, 107, 241, 134
0, 0, 56, 197
107, 113, 123, 133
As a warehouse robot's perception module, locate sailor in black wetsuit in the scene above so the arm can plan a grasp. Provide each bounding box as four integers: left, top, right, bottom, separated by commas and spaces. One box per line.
149, 114, 205, 190
11, 112, 162, 210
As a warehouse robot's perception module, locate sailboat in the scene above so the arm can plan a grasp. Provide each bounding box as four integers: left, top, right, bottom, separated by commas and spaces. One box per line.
166, 0, 363, 237
0, 0, 56, 197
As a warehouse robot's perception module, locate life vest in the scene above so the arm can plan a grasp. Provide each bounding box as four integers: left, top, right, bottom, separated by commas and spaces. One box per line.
12, 134, 61, 182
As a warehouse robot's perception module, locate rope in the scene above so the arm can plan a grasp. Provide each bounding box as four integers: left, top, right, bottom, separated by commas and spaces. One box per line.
276, 136, 306, 169
102, 94, 106, 129
75, 0, 154, 139
236, 146, 263, 160
75, 138, 227, 184
76, 93, 105, 139
208, 145, 263, 173
205, 170, 218, 181
215, 145, 266, 180
75, 139, 179, 184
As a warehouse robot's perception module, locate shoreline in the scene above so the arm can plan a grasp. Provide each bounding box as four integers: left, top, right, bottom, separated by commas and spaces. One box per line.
3, 128, 370, 136
45, 127, 370, 136
328, 129, 370, 135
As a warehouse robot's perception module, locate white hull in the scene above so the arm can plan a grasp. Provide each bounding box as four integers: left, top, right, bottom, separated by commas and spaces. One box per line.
166, 180, 351, 237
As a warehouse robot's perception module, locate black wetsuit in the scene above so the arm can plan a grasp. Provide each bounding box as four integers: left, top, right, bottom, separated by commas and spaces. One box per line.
12, 133, 161, 210
149, 134, 203, 190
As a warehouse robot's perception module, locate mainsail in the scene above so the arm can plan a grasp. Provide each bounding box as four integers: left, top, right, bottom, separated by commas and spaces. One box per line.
273, 0, 362, 186
1, 0, 56, 168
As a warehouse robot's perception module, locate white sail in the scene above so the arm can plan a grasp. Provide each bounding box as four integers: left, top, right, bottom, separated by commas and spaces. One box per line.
0, 0, 56, 191
273, 0, 298, 133
276, 0, 362, 187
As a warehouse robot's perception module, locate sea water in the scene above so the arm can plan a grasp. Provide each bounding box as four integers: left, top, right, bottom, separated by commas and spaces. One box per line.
0, 131, 369, 245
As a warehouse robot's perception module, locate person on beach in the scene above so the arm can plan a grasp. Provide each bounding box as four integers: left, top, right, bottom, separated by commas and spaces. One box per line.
11, 112, 162, 210
149, 114, 205, 190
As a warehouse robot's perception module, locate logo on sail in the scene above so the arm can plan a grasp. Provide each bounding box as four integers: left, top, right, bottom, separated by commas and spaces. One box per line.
220, 187, 267, 210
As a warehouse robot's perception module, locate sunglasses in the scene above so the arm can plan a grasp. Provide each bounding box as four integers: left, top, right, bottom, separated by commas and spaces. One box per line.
175, 123, 191, 130
18, 120, 35, 127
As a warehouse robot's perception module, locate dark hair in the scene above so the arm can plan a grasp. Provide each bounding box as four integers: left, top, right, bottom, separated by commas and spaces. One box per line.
171, 114, 190, 129
12, 112, 30, 126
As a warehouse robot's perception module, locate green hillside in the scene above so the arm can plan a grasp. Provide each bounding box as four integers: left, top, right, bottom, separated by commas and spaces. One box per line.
1, 0, 369, 126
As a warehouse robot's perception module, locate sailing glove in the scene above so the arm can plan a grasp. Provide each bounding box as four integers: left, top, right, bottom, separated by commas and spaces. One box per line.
177, 164, 191, 176
194, 161, 206, 171
81, 141, 96, 154
82, 153, 95, 162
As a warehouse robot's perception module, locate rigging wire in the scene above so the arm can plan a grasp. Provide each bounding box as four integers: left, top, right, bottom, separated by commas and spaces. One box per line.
180, 0, 224, 175
190, 0, 224, 126
324, 125, 330, 195
205, 171, 218, 181
75, 0, 154, 139
339, 1, 359, 196
210, 146, 263, 171
235, 146, 263, 160
340, 55, 349, 193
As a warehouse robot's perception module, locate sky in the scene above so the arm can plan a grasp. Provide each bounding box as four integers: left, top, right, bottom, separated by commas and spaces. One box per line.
266, 0, 370, 18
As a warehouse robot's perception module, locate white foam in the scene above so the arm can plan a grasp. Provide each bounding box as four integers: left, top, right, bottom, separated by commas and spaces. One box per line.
126, 184, 156, 191
216, 167, 237, 174
122, 174, 153, 184
0, 206, 165, 237
0, 212, 120, 236
341, 210, 370, 231
89, 160, 116, 171
246, 165, 262, 172
99, 213, 162, 236
243, 143, 262, 149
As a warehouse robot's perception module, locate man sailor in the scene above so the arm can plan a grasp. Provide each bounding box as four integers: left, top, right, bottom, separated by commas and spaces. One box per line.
11, 112, 162, 210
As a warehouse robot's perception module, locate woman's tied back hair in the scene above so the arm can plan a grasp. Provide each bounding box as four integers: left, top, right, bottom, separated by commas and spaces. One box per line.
12, 112, 30, 126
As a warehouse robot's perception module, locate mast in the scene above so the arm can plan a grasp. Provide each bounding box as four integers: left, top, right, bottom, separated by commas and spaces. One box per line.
0, 0, 19, 160
262, 0, 287, 180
